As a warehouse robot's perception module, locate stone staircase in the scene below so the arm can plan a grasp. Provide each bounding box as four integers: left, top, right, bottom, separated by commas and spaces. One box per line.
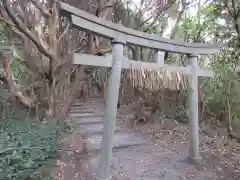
70, 98, 148, 154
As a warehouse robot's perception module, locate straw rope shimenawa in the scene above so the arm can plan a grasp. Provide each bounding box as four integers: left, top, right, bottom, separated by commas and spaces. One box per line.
93, 68, 191, 91
92, 66, 191, 106
124, 68, 191, 92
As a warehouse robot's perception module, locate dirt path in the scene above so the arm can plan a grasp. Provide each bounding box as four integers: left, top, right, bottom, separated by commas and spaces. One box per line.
53, 97, 240, 180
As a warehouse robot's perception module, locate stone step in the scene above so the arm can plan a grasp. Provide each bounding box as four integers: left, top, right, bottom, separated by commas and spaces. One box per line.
71, 106, 91, 109
72, 103, 101, 106
85, 132, 148, 152
73, 101, 104, 106
72, 103, 84, 107
71, 106, 103, 110
74, 117, 103, 124
70, 110, 96, 113
76, 122, 122, 135
71, 107, 102, 112
70, 113, 104, 118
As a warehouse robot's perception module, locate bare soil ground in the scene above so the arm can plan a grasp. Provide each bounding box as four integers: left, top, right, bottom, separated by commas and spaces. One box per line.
52, 97, 240, 180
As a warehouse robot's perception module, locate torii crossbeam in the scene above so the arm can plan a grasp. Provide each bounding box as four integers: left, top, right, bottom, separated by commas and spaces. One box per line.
57, 2, 224, 180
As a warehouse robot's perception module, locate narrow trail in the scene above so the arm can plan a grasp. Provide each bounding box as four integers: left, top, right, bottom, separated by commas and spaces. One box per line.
53, 97, 219, 180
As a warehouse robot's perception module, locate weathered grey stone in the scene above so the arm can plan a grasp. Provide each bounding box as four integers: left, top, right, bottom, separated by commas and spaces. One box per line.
85, 132, 148, 152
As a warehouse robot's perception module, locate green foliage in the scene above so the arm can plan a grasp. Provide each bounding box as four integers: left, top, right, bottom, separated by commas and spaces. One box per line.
0, 24, 7, 42
0, 22, 26, 84
202, 49, 240, 122
178, 3, 232, 45
0, 119, 67, 180
173, 1, 240, 126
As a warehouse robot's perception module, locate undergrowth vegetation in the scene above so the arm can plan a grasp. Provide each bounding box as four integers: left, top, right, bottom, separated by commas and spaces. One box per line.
0, 118, 68, 180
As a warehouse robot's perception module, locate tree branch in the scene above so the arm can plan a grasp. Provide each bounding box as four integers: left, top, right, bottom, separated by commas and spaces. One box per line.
0, 52, 35, 108
2, 0, 54, 60
231, 0, 240, 36
29, 0, 50, 17
0, 17, 26, 41
0, 7, 26, 41
194, 15, 217, 41
170, 9, 184, 39
102, 0, 119, 10
143, 1, 175, 32
72, 44, 88, 53
57, 22, 70, 43
162, 0, 187, 61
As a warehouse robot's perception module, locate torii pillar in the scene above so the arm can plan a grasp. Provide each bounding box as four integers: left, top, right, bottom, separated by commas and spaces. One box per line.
97, 37, 125, 180
187, 53, 200, 160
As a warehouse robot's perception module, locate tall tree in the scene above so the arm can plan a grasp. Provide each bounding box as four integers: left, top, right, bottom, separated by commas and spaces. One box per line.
0, 0, 120, 119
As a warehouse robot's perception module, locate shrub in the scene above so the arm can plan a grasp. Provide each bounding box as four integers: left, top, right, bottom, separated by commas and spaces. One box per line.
0, 119, 67, 180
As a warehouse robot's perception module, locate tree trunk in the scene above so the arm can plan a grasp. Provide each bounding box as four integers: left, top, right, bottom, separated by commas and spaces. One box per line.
47, 4, 58, 118
55, 80, 87, 120
56, 66, 88, 120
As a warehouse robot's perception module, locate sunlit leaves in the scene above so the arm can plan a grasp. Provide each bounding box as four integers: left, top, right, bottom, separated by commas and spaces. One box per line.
180, 16, 196, 31
201, 5, 219, 16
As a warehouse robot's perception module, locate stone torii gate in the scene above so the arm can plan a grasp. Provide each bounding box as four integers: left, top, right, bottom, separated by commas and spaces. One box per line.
57, 2, 223, 180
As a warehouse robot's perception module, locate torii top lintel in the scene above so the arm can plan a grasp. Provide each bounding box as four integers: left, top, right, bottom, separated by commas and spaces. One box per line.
57, 1, 225, 55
